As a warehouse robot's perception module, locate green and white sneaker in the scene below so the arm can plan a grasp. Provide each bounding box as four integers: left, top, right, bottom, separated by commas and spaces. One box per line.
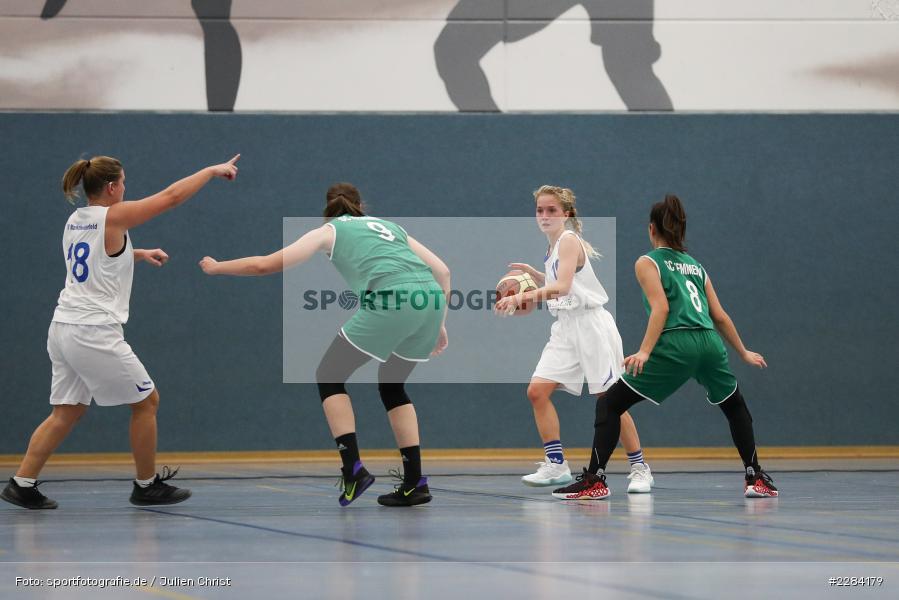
522, 460, 573, 487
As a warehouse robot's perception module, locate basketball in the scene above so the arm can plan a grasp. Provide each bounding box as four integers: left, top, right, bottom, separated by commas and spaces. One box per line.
496, 270, 538, 315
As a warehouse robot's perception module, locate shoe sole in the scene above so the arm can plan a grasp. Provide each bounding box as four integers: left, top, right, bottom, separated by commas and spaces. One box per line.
744, 488, 778, 498
551, 490, 611, 500
129, 490, 192, 506
522, 475, 573, 487
0, 491, 58, 509
339, 475, 375, 507
377, 494, 433, 507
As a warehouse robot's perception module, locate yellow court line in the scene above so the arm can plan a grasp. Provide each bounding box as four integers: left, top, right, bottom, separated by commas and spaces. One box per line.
0, 445, 897, 467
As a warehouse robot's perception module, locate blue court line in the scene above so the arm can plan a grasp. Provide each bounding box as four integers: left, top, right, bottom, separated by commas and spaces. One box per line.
138, 508, 697, 600
41, 467, 899, 485
428, 486, 557, 503
649, 514, 896, 560
657, 512, 899, 547
427, 488, 896, 560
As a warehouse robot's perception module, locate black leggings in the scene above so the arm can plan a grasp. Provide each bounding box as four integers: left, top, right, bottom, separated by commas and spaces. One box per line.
589, 381, 760, 473
315, 334, 417, 411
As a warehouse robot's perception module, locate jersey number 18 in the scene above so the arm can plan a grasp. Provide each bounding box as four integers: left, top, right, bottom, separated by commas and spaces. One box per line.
66, 242, 90, 283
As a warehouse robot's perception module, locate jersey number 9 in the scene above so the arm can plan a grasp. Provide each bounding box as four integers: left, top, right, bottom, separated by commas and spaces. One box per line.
367, 222, 396, 242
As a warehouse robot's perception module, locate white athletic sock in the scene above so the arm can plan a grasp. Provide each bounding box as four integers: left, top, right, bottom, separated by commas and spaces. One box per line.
13, 476, 36, 488
135, 476, 156, 488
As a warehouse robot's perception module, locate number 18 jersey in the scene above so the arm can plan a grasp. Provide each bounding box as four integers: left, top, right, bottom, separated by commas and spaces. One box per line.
53, 206, 134, 325
640, 247, 714, 332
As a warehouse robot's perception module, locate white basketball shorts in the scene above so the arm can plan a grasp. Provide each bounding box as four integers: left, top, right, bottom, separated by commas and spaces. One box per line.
47, 321, 154, 407
532, 307, 624, 396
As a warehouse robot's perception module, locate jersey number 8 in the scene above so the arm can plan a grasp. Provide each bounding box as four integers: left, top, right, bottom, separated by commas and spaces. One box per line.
685, 280, 702, 312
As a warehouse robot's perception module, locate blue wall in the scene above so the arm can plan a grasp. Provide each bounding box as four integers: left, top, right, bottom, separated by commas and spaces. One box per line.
1, 113, 896, 453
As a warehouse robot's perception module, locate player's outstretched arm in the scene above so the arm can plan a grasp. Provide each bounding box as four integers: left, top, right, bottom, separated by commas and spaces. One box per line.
134, 248, 169, 267
705, 276, 767, 368
107, 155, 239, 231
199, 225, 332, 277
624, 257, 669, 376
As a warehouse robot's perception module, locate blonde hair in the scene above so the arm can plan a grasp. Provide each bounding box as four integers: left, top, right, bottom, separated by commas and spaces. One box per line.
533, 185, 600, 258
61, 156, 123, 205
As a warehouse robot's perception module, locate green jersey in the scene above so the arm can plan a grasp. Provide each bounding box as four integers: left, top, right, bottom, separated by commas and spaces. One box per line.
641, 247, 715, 332
326, 216, 433, 292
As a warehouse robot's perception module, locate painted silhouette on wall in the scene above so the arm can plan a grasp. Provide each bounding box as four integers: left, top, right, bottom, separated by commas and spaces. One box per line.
40, 0, 242, 111
434, 0, 673, 111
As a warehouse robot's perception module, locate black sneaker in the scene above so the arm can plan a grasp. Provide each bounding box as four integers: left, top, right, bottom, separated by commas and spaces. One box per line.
338, 463, 375, 507
1, 478, 58, 509
129, 466, 192, 506
377, 475, 432, 507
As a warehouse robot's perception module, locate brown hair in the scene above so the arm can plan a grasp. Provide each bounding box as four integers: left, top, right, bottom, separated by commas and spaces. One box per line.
533, 184, 599, 258
649, 194, 687, 251
323, 182, 365, 220
61, 156, 123, 205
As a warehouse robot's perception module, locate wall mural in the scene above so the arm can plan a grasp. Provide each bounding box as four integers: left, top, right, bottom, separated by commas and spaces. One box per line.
1, 1, 897, 111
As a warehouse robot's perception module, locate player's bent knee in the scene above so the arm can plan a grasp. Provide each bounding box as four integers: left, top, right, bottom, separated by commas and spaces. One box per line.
53, 404, 88, 425
526, 384, 551, 406
595, 382, 641, 426
133, 389, 159, 413
719, 387, 753, 423
378, 382, 411, 412
318, 382, 347, 403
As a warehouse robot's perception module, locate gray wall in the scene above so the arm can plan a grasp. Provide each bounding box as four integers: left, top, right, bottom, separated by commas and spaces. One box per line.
1, 113, 896, 453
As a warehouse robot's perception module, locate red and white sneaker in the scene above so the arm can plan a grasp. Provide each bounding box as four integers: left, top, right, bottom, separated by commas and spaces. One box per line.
552, 469, 611, 500
744, 468, 779, 498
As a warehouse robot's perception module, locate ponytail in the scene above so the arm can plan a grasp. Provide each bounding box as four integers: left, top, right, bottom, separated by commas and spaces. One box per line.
324, 182, 365, 220
62, 160, 90, 204
649, 194, 687, 251
60, 156, 123, 205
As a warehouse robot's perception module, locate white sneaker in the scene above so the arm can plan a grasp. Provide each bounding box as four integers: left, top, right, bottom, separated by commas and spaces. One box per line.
627, 463, 654, 493
522, 460, 572, 487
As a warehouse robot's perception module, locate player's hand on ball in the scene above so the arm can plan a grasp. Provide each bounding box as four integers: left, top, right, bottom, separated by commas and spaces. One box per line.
494, 293, 522, 316
508, 263, 537, 278
210, 154, 240, 181
144, 248, 168, 267
741, 350, 767, 369
624, 351, 650, 376
199, 256, 219, 274
431, 326, 448, 356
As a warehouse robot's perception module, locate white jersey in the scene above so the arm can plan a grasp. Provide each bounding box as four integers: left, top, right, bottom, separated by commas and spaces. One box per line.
544, 229, 608, 315
52, 206, 134, 325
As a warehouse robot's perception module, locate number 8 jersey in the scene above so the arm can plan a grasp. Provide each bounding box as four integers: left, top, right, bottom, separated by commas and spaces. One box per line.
639, 247, 714, 332
53, 206, 134, 325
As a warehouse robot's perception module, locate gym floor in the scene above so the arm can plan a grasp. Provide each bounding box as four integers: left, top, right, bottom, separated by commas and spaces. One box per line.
1, 458, 897, 599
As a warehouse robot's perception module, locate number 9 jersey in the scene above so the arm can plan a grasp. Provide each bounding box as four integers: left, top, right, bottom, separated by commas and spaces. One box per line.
324, 216, 432, 293
53, 206, 134, 325
639, 247, 714, 332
